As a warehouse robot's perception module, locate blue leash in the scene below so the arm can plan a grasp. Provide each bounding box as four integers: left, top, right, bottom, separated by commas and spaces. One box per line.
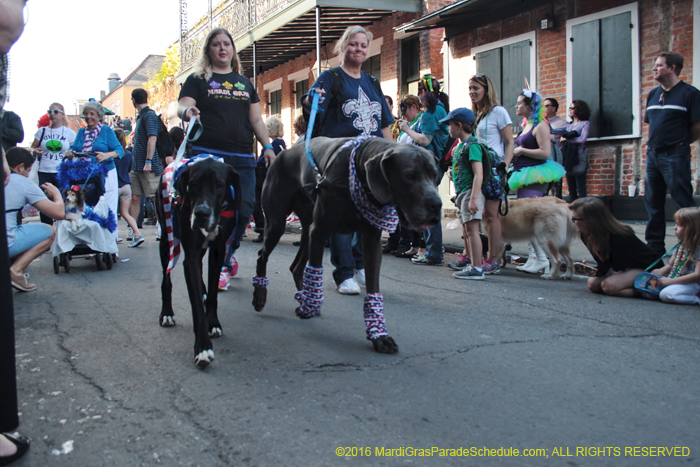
304, 88, 324, 188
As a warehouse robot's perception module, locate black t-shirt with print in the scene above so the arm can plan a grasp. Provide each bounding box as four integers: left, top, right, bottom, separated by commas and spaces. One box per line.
179, 71, 260, 154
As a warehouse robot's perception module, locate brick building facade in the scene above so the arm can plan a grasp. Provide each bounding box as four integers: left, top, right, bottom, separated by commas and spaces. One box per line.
245, 0, 699, 203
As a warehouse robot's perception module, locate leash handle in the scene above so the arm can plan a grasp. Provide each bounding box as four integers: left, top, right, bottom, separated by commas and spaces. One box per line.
305, 87, 323, 185
175, 115, 203, 163
645, 243, 679, 272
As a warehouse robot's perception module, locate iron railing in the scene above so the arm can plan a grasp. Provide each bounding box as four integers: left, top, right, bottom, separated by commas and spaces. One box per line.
180, 0, 296, 71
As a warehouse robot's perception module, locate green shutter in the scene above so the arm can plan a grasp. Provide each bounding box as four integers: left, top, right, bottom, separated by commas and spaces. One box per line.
601, 12, 632, 136
572, 20, 601, 137
502, 40, 530, 133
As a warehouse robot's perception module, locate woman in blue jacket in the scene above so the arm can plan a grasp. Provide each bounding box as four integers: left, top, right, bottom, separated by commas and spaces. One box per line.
66, 101, 124, 241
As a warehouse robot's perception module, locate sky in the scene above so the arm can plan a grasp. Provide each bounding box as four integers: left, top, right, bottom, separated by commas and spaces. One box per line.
5, 0, 211, 145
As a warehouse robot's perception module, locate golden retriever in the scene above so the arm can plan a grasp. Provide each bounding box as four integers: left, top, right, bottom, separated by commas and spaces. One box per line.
498, 197, 577, 279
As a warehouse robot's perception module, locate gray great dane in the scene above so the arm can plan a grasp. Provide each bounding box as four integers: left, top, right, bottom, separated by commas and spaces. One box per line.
252, 136, 442, 353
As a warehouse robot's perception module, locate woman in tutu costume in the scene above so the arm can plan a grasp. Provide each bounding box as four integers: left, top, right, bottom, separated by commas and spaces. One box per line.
510, 90, 566, 274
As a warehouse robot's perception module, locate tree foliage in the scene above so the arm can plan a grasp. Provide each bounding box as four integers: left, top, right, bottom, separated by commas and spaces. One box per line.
144, 45, 180, 116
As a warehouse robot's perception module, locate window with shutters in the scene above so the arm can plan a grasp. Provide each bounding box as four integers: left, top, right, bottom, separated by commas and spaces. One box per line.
269, 89, 281, 117
295, 79, 308, 117
566, 3, 641, 139
361, 55, 381, 83
401, 36, 420, 97
472, 33, 536, 134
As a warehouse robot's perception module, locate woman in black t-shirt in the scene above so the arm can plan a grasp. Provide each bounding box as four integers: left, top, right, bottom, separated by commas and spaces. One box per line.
178, 28, 275, 290
570, 197, 660, 297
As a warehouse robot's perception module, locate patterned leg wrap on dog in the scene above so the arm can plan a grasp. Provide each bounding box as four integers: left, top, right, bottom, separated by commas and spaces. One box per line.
364, 293, 388, 340
294, 265, 324, 318
252, 276, 269, 288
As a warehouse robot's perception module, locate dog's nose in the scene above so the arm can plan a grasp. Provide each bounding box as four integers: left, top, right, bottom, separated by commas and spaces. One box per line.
194, 204, 212, 219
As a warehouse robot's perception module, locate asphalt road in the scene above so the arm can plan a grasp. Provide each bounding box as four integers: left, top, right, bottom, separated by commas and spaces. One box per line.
9, 224, 700, 466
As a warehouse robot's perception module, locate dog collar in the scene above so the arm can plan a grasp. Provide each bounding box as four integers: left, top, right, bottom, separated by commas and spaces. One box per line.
344, 136, 399, 233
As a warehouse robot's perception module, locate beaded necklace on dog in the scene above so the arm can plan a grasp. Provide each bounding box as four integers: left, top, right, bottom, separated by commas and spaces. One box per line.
345, 135, 399, 233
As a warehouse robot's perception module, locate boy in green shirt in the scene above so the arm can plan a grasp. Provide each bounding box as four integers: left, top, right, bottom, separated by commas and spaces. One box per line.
441, 108, 486, 280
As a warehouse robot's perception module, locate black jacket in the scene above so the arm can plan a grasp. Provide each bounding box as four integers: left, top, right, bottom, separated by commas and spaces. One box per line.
1, 110, 23, 152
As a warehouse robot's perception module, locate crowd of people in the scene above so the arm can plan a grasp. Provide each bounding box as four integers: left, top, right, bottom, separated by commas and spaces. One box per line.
2, 15, 700, 463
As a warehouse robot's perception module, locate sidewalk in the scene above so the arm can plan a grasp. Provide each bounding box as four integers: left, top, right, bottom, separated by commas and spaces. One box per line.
437, 216, 676, 263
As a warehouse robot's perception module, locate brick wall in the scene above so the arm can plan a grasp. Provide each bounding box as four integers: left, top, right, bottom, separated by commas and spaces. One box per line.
446, 0, 697, 197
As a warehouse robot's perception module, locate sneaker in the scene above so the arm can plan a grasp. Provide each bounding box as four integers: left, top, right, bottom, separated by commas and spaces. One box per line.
229, 256, 238, 277
453, 265, 485, 280
126, 227, 134, 241
128, 236, 145, 248
116, 237, 123, 244
412, 255, 444, 266
354, 269, 366, 287
337, 278, 360, 295
448, 255, 471, 270
481, 259, 501, 275
144, 217, 157, 226
155, 223, 161, 241
218, 267, 231, 291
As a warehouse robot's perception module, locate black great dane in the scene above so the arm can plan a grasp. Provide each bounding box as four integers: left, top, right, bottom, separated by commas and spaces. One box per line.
156, 156, 241, 367
252, 136, 442, 353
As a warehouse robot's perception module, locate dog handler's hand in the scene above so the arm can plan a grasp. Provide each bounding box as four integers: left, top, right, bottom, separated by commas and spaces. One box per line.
143, 160, 152, 174
65, 150, 75, 159
263, 148, 275, 166
184, 106, 200, 121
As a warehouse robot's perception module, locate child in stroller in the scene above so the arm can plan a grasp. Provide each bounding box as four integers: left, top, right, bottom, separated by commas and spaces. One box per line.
51, 153, 119, 272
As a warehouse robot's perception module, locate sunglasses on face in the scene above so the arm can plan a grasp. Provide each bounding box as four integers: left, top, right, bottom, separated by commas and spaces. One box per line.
569, 106, 576, 110
399, 103, 407, 115
544, 104, 554, 107
572, 217, 585, 222
47, 109, 64, 115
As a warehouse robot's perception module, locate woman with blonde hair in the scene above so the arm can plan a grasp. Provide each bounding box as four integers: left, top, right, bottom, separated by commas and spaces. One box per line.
467, 74, 514, 274
30, 102, 76, 225
301, 24, 394, 294
570, 197, 659, 297
178, 27, 276, 291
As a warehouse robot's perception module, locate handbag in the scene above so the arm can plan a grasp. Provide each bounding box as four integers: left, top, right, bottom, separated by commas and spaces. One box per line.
633, 272, 663, 299
633, 244, 682, 299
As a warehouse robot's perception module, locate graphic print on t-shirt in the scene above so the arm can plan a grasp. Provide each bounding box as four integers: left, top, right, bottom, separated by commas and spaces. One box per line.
342, 87, 382, 135
207, 79, 250, 100
46, 139, 62, 153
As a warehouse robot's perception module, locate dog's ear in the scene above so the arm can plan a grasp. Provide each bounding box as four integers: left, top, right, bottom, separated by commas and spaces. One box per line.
226, 164, 242, 211
364, 150, 394, 205
175, 165, 191, 203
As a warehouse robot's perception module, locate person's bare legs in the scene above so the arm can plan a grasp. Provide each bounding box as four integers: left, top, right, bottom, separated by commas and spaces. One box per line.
588, 269, 642, 297
483, 199, 501, 262
120, 198, 141, 238
465, 220, 483, 268
129, 194, 141, 223
10, 228, 55, 287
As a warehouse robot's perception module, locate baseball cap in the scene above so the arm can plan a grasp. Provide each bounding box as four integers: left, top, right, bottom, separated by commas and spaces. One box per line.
439, 107, 475, 125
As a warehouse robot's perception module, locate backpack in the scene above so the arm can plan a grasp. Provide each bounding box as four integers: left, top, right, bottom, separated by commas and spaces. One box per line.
146, 109, 175, 163
302, 67, 384, 138
465, 141, 503, 201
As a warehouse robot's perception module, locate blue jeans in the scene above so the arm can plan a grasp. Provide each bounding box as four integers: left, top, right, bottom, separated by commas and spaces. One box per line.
330, 233, 364, 285
224, 156, 256, 266
644, 145, 696, 254
423, 170, 444, 261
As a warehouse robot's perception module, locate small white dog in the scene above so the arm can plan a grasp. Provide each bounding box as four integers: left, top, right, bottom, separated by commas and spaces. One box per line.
63, 186, 84, 232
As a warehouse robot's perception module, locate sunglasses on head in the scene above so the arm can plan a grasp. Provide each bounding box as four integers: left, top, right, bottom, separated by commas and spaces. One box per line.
47, 109, 63, 115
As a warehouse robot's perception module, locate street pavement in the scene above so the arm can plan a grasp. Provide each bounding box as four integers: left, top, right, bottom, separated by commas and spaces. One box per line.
8, 219, 699, 466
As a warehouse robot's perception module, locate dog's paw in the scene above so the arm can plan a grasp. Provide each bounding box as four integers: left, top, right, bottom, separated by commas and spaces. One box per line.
194, 349, 215, 368
295, 307, 321, 319
160, 315, 176, 327
252, 287, 267, 312
209, 327, 223, 338
372, 336, 399, 354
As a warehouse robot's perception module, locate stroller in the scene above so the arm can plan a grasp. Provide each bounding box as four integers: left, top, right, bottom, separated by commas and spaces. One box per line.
51, 153, 119, 272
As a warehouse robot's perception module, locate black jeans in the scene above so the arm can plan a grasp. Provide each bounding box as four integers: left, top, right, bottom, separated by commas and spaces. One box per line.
566, 171, 587, 202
